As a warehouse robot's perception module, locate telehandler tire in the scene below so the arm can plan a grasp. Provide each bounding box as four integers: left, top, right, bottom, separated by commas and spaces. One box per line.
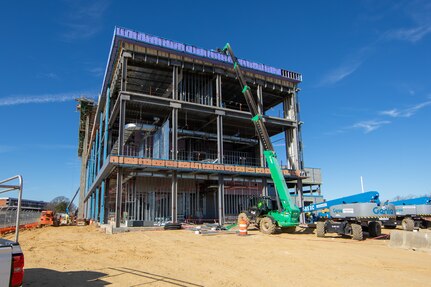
260, 217, 276, 234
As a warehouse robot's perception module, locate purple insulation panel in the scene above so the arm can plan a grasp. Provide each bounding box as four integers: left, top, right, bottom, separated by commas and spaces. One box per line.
114, 27, 302, 82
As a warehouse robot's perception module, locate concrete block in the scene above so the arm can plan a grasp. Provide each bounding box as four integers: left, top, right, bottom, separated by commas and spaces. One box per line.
105, 224, 113, 235
389, 230, 431, 252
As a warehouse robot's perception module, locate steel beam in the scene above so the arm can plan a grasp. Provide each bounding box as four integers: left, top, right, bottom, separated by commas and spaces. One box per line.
121, 91, 297, 127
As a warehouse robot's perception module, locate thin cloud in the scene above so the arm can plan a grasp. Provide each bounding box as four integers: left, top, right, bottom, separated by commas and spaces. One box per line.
384, 1, 431, 43
352, 120, 391, 133
385, 24, 431, 43
0, 92, 97, 107
320, 60, 363, 85
87, 67, 104, 77
321, 2, 431, 86
37, 72, 59, 80
380, 100, 431, 118
319, 45, 373, 86
61, 0, 109, 41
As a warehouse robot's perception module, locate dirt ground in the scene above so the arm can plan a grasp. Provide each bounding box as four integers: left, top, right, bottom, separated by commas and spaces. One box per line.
4, 225, 431, 287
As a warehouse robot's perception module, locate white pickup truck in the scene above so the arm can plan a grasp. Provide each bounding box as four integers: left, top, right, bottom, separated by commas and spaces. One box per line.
0, 176, 25, 287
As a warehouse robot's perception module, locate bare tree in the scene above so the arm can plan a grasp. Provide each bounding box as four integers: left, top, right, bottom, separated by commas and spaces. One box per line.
46, 196, 76, 213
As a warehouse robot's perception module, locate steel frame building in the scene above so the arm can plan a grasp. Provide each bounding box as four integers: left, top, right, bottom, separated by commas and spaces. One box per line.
77, 27, 322, 227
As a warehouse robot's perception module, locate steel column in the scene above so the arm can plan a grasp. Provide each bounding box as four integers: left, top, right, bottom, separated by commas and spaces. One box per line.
85, 162, 90, 194
97, 113, 103, 171
171, 172, 178, 223
171, 66, 179, 223
78, 114, 90, 219
118, 54, 128, 156
90, 193, 94, 219
89, 145, 94, 186
216, 74, 225, 224
95, 187, 99, 221
115, 168, 123, 227
99, 88, 110, 225
94, 131, 99, 175
103, 88, 110, 159
121, 55, 128, 92
293, 88, 305, 223
118, 98, 125, 155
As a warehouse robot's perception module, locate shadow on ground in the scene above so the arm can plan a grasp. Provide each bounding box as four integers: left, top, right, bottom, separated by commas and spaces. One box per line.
105, 267, 204, 287
24, 268, 109, 286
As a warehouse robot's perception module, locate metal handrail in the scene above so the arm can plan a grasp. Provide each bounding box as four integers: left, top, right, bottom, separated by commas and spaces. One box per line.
0, 175, 23, 242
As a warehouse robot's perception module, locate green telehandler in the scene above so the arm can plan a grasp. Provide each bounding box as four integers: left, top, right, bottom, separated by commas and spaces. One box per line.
219, 43, 301, 234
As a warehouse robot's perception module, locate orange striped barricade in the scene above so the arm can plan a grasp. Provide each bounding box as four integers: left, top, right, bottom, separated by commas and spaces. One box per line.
238, 219, 248, 236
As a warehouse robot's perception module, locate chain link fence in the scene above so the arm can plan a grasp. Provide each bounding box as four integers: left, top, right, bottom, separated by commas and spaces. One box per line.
0, 207, 40, 228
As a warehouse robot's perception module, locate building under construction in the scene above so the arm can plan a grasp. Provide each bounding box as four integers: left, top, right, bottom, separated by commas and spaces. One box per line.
77, 27, 322, 227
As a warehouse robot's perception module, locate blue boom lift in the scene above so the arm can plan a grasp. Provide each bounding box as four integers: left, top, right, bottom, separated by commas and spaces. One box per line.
303, 191, 396, 240
383, 196, 431, 231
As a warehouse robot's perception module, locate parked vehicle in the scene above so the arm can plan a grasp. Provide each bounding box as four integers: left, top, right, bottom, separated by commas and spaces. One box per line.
0, 175, 25, 287
383, 197, 431, 231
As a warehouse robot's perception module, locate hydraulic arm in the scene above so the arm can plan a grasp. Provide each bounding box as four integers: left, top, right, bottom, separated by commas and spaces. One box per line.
219, 43, 299, 218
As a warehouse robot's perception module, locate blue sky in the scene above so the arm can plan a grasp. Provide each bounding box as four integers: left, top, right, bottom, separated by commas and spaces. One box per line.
1, 0, 430, 202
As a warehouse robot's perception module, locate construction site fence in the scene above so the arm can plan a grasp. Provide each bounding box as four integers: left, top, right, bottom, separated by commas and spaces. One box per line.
0, 207, 40, 229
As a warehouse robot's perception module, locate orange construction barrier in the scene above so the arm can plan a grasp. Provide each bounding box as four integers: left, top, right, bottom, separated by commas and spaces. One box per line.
0, 222, 39, 235
238, 219, 248, 236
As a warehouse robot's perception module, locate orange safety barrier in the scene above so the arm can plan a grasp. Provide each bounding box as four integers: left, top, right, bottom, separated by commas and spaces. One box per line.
238, 219, 248, 236
0, 222, 39, 235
